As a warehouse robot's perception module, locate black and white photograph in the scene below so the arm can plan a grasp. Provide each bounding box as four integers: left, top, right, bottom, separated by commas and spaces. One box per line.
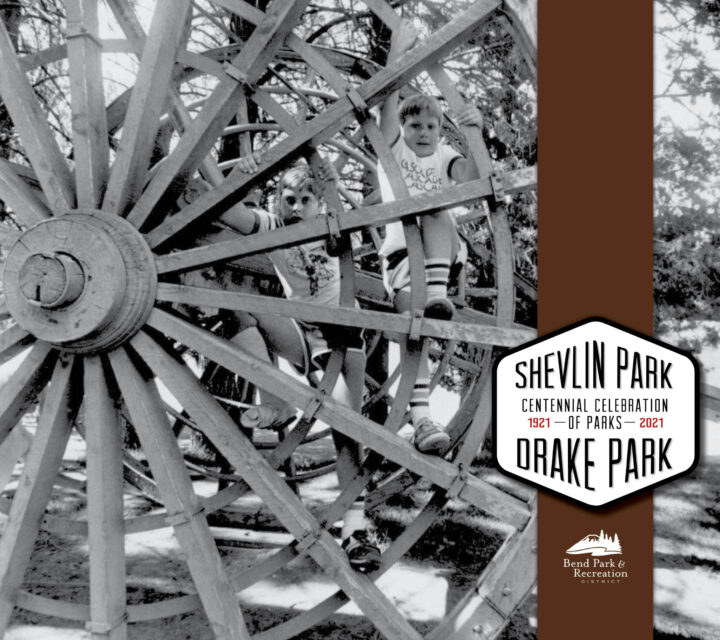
0, 1, 537, 638
654, 1, 720, 638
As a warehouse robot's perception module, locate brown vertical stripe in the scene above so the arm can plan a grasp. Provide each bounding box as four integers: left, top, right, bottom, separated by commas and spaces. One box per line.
537, 1, 653, 638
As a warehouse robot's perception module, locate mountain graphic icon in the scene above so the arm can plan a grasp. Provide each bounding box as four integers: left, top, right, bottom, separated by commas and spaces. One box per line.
566, 530, 622, 556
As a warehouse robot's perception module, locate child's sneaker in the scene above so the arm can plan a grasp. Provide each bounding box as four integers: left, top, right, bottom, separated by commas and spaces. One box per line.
240, 405, 295, 430
424, 297, 455, 320
341, 530, 381, 573
413, 418, 450, 455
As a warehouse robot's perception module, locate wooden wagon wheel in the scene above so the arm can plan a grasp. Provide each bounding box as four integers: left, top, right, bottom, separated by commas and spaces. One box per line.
0, 1, 537, 639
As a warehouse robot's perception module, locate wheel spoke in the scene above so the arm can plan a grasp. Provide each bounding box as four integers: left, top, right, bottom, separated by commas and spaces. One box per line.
207, 0, 264, 24
105, 0, 226, 187
0, 424, 31, 493
83, 355, 127, 639
0, 324, 35, 368
145, 308, 531, 527
154, 179, 495, 270
102, 0, 193, 216
66, 0, 109, 209
126, 0, 310, 229
129, 329, 425, 640
0, 355, 79, 633
0, 343, 57, 445
0, 159, 51, 225
144, 0, 501, 247
107, 347, 251, 640
0, 21, 75, 211
155, 284, 534, 346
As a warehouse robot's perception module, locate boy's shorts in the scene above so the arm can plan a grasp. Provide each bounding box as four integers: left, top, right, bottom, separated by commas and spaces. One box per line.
291, 320, 365, 376
381, 240, 468, 299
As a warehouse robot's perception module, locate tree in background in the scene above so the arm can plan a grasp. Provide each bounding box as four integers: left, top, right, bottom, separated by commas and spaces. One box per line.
655, 0, 720, 342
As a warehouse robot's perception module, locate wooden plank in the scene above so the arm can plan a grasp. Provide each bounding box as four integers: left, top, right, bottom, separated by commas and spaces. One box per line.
256, 490, 449, 640
288, 31, 428, 321
126, 0, 311, 228
0, 356, 77, 634
108, 347, 251, 640
66, 0, 109, 209
429, 513, 537, 640
146, 309, 531, 528
0, 324, 34, 367
208, 0, 264, 24
84, 356, 127, 640
130, 330, 424, 640
0, 426, 31, 492
144, 0, 502, 247
0, 343, 57, 445
105, 0, 226, 188
156, 283, 534, 346
100, 41, 378, 135
214, 252, 532, 335
102, 0, 193, 216
130, 331, 323, 535
18, 40, 133, 73
0, 22, 75, 212
155, 178, 494, 273
14, 588, 203, 624
213, 254, 533, 332
361, 117, 428, 312
0, 160, 51, 225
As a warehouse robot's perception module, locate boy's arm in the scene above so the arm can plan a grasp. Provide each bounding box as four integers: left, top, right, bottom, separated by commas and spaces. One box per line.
379, 20, 418, 144
219, 152, 264, 234
448, 106, 484, 183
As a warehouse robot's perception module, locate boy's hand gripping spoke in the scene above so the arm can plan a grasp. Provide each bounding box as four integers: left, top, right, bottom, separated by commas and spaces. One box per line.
236, 151, 263, 174
456, 105, 484, 129
391, 19, 419, 57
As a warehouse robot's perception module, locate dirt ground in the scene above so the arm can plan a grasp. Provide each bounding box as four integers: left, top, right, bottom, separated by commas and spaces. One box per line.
1, 430, 537, 639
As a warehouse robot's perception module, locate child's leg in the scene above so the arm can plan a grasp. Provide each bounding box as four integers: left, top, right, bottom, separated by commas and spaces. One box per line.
334, 349, 380, 572
393, 289, 450, 455
330, 350, 365, 493
420, 211, 458, 319
232, 313, 299, 429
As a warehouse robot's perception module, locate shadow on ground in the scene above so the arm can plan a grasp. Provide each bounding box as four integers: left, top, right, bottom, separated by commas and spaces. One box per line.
654, 457, 720, 640
3, 454, 536, 640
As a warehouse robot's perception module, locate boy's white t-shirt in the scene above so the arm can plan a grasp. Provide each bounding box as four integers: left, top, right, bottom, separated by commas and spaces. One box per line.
377, 137, 461, 257
251, 207, 341, 306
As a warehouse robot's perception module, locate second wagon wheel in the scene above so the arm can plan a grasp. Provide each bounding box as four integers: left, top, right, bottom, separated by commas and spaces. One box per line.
0, 1, 537, 639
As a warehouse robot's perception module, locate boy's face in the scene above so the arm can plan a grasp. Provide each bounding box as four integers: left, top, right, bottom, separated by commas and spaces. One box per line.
401, 111, 441, 157
279, 186, 320, 223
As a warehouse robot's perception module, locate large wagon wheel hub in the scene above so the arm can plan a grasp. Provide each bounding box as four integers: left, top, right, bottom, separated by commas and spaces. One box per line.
2, 211, 156, 353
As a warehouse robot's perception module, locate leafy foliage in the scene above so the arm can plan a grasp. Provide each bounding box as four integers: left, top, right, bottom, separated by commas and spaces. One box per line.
654, 0, 720, 330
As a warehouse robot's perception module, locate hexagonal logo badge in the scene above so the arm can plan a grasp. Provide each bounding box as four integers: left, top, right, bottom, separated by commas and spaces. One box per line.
493, 317, 699, 508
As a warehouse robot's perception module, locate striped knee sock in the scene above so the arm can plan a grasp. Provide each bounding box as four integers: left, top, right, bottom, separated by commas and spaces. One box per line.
410, 377, 431, 425
425, 258, 451, 300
